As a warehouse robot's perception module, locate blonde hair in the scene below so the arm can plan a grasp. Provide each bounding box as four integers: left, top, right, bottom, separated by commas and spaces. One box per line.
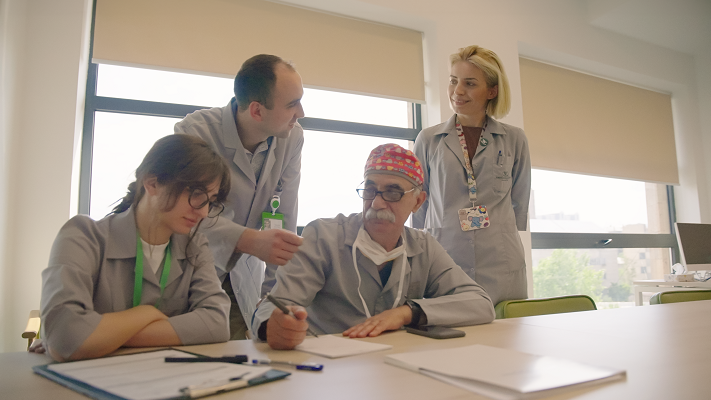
450, 45, 511, 119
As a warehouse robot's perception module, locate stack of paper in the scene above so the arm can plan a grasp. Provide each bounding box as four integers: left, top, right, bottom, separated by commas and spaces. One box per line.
385, 344, 625, 400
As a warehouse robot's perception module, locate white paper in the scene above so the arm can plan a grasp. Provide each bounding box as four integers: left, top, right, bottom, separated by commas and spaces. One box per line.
295, 335, 392, 359
385, 345, 625, 400
47, 349, 270, 400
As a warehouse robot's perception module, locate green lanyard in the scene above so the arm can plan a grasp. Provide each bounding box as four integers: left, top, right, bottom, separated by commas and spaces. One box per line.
133, 233, 172, 308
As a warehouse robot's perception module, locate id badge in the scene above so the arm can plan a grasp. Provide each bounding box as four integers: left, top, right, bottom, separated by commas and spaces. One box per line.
262, 212, 284, 230
458, 206, 490, 231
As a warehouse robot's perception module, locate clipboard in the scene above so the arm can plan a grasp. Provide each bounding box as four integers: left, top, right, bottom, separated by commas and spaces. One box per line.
32, 348, 290, 400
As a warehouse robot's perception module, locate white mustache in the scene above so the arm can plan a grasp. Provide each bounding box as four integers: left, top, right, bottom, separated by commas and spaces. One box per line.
365, 208, 396, 223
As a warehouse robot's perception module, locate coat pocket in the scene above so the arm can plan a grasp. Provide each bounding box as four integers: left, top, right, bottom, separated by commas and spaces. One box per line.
493, 163, 513, 195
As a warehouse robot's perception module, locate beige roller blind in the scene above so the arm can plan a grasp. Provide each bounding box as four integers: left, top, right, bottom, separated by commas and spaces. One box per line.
93, 0, 425, 103
519, 57, 678, 184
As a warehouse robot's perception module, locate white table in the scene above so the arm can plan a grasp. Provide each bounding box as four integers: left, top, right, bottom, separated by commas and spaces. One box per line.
4, 300, 711, 400
633, 279, 711, 305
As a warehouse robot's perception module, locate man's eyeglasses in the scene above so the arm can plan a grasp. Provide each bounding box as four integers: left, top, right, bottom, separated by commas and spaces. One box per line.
356, 187, 416, 202
188, 188, 224, 218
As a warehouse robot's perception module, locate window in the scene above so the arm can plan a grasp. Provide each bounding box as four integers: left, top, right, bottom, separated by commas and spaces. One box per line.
82, 64, 420, 226
530, 169, 676, 307
89, 112, 181, 219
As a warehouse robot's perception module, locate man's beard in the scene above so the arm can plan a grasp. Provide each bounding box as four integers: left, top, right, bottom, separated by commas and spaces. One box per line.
365, 208, 396, 223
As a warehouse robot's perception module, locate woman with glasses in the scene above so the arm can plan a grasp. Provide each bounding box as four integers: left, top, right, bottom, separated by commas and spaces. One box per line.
39, 134, 231, 362
413, 45, 531, 307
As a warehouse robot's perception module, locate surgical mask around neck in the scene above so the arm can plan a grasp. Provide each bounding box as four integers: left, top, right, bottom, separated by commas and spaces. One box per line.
353, 227, 405, 265
351, 226, 407, 319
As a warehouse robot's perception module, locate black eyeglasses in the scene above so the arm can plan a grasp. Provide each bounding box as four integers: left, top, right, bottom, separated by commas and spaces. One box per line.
356, 187, 416, 202
188, 188, 224, 218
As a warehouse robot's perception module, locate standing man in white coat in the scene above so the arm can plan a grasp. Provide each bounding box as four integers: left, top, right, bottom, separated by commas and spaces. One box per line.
175, 54, 304, 339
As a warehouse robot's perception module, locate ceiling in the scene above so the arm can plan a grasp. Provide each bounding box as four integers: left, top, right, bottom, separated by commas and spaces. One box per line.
585, 0, 711, 56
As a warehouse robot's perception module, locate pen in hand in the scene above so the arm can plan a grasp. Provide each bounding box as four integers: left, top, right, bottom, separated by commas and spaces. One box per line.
267, 293, 319, 338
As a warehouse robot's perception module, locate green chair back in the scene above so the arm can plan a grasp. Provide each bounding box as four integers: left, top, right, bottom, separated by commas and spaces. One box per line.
649, 290, 711, 305
495, 295, 597, 319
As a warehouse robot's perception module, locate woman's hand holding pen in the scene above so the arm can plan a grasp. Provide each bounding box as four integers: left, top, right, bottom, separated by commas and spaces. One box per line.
267, 305, 309, 350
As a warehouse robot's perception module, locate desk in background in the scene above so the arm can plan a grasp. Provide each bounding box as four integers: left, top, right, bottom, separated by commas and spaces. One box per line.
633, 279, 711, 305
3, 300, 711, 400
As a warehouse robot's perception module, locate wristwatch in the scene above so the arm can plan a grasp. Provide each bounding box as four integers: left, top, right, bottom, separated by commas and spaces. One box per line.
406, 300, 426, 327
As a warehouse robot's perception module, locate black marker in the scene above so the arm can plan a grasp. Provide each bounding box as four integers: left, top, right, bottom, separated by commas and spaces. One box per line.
267, 293, 319, 338
165, 355, 248, 364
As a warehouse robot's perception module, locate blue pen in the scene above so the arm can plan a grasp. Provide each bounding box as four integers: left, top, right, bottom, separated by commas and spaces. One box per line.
497, 150, 503, 165
252, 358, 324, 371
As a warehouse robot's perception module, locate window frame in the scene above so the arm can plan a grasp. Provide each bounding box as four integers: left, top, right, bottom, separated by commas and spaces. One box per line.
79, 62, 421, 216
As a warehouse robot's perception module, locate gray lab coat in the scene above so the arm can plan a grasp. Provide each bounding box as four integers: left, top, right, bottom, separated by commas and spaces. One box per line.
40, 207, 230, 360
413, 115, 531, 306
252, 213, 495, 336
175, 99, 303, 326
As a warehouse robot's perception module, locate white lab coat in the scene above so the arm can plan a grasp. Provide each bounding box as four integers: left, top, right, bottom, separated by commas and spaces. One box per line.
413, 115, 531, 306
175, 99, 302, 326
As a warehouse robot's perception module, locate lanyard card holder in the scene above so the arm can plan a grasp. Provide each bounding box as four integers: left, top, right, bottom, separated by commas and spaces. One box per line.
262, 212, 284, 230
262, 194, 283, 230
458, 206, 490, 231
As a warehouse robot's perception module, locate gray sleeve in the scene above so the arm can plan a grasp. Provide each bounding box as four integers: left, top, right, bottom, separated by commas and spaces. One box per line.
252, 222, 326, 338
196, 209, 246, 273
167, 236, 230, 344
510, 129, 531, 231
410, 235, 495, 327
175, 117, 247, 272
261, 130, 304, 296
40, 217, 105, 361
412, 131, 429, 229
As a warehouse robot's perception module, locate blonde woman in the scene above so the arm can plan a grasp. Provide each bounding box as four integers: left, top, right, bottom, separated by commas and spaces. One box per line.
413, 45, 531, 306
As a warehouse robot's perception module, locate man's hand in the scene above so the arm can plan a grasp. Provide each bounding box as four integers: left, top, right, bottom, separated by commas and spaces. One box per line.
28, 339, 45, 354
236, 229, 303, 265
342, 305, 412, 338
266, 305, 309, 350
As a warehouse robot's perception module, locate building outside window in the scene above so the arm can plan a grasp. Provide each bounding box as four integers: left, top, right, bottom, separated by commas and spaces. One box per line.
530, 169, 673, 308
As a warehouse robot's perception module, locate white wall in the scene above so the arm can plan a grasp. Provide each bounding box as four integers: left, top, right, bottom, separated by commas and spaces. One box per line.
0, 0, 708, 352
694, 51, 711, 222
0, 0, 91, 352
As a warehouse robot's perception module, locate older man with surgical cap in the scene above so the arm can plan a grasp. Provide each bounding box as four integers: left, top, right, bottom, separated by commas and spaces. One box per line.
252, 144, 495, 349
